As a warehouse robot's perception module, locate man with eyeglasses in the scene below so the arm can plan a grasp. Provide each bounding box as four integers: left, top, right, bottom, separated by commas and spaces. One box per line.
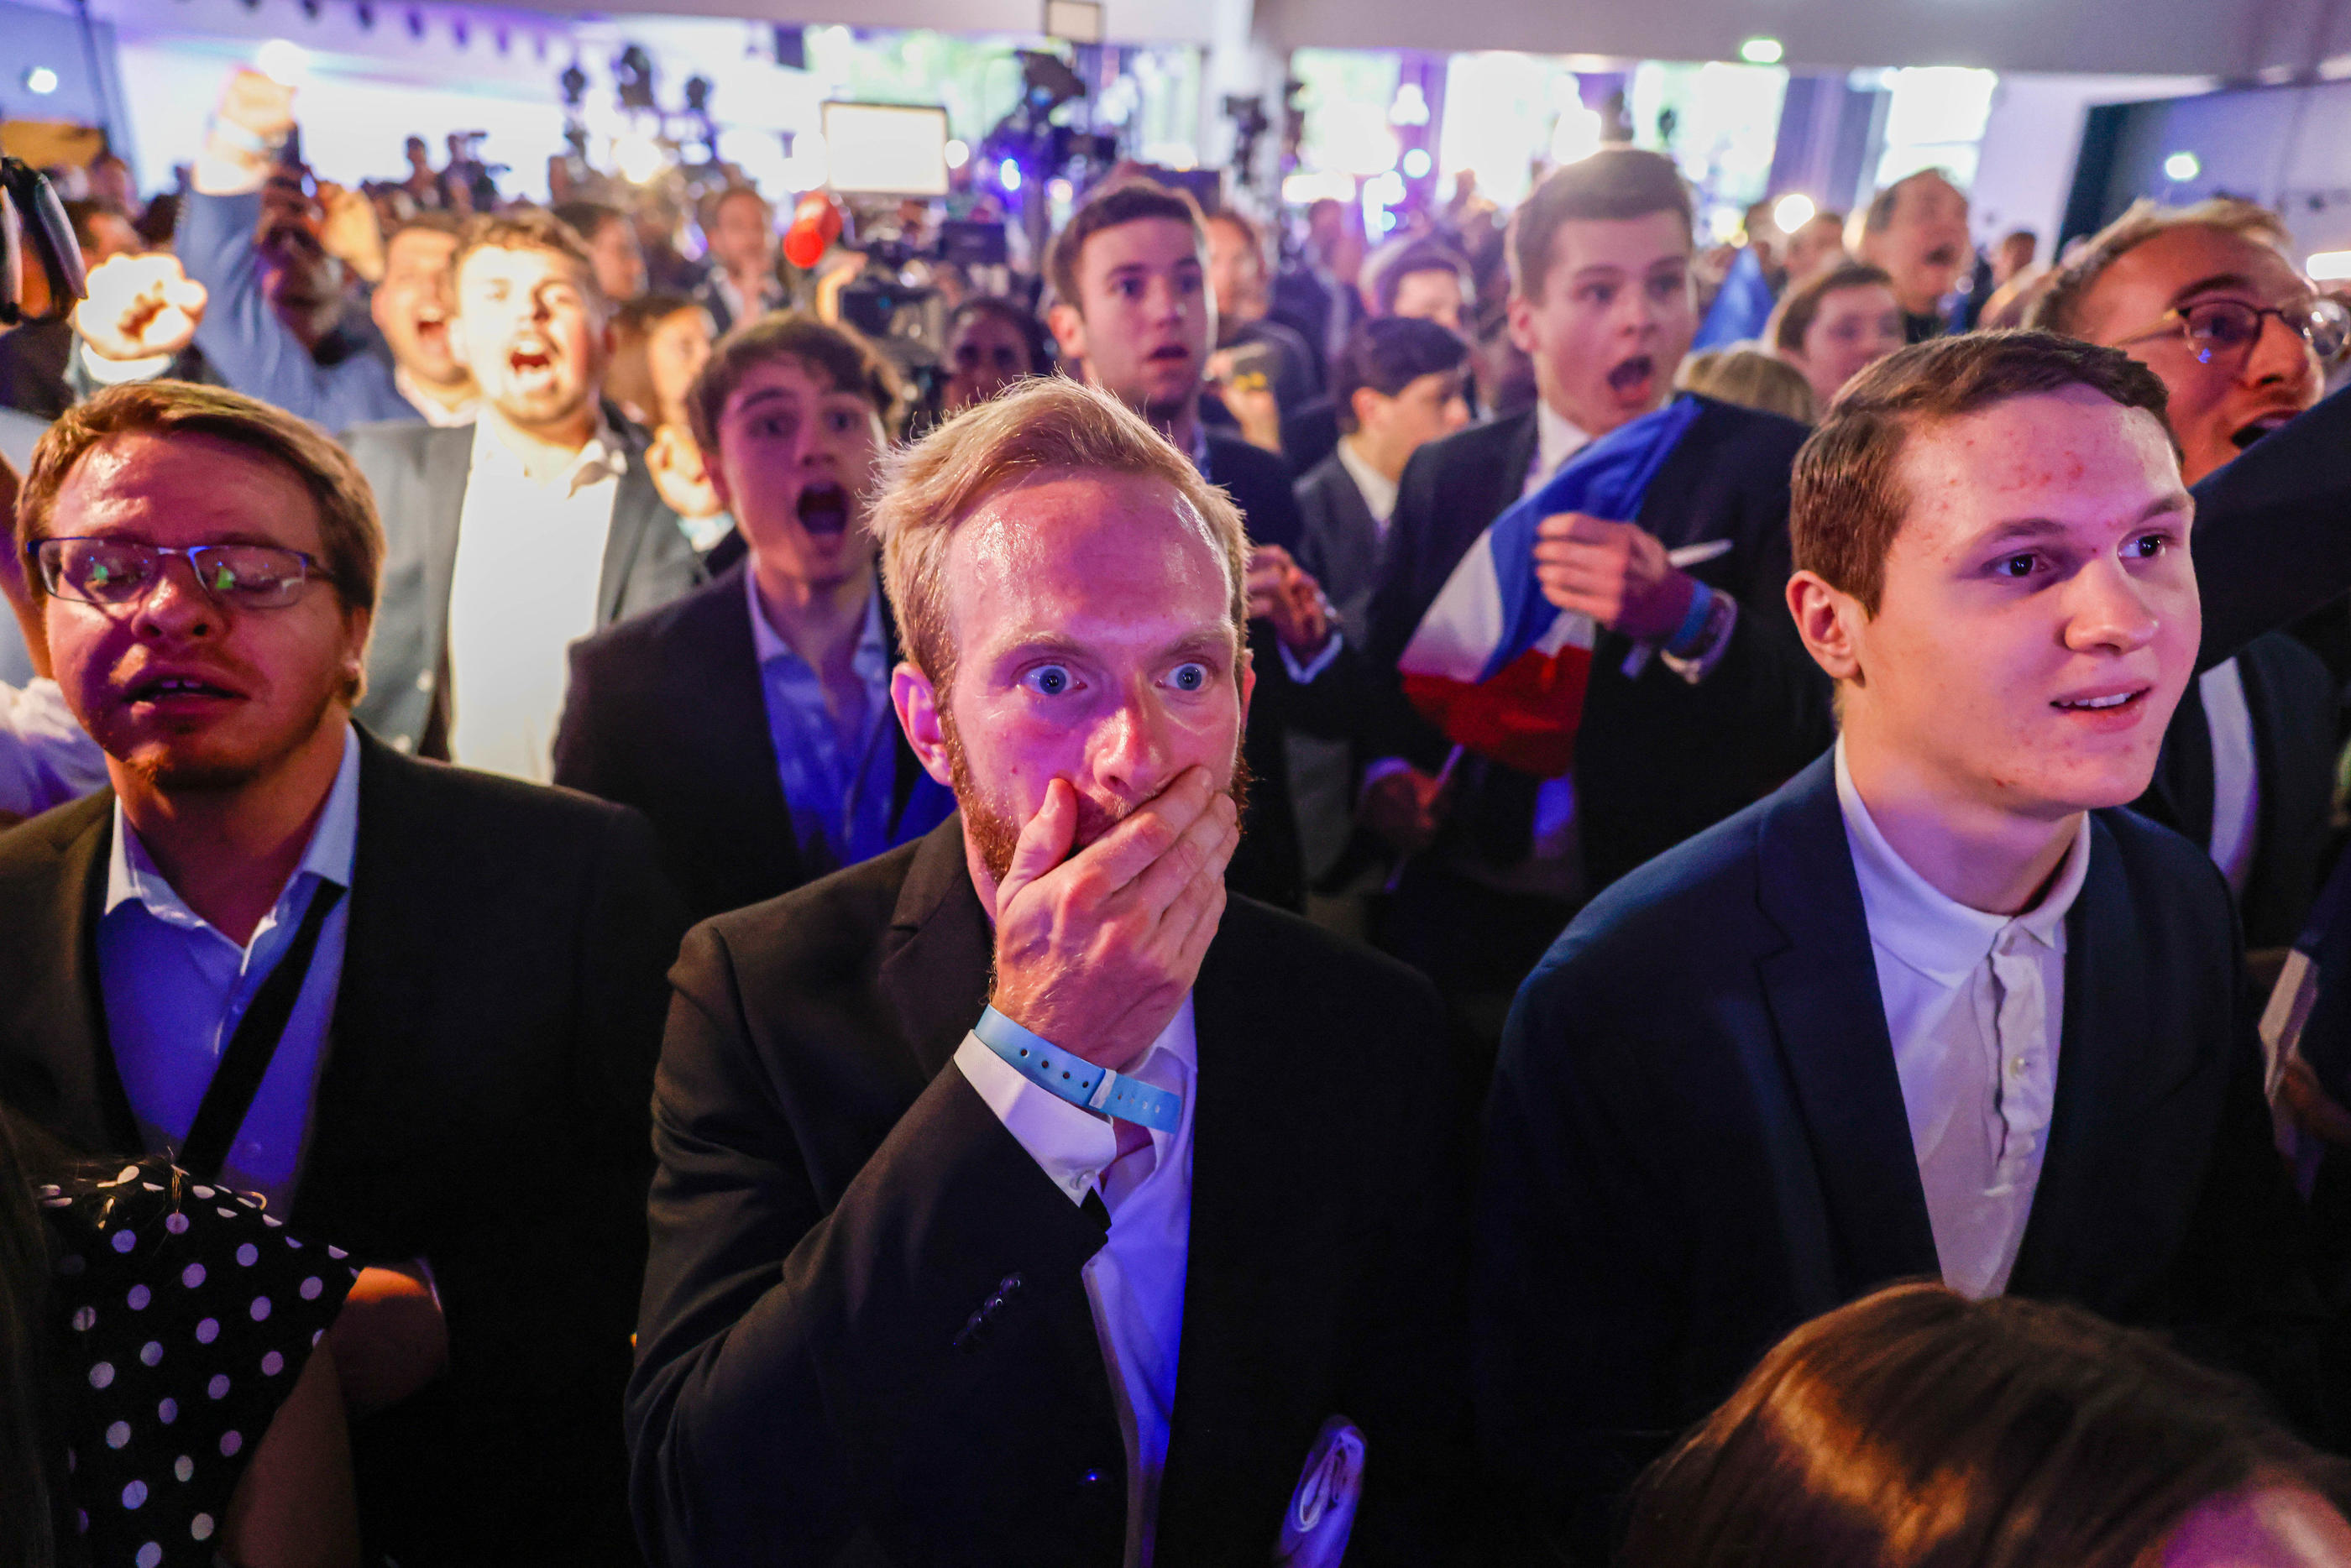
0, 381, 686, 1565
2032, 197, 2348, 950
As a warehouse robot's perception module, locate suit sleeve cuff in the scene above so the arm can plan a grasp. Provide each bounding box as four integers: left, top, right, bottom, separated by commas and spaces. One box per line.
1658, 591, 1739, 684
955, 1032, 1117, 1205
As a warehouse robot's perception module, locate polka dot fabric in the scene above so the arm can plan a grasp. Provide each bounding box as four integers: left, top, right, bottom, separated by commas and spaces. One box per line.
39, 1156, 356, 1568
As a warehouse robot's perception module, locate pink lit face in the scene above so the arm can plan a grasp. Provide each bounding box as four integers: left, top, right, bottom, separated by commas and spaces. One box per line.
1832, 386, 2197, 823
2158, 1486, 2351, 1568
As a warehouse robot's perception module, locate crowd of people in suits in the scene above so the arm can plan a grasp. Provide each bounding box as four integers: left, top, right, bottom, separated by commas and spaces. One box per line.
11, 55, 2351, 1568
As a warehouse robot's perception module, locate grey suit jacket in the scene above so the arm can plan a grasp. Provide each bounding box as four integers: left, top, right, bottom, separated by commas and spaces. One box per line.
1294, 447, 1385, 635
342, 418, 705, 754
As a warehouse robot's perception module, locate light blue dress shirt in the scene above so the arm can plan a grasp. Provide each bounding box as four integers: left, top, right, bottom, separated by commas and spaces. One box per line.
746, 571, 950, 875
98, 726, 360, 1213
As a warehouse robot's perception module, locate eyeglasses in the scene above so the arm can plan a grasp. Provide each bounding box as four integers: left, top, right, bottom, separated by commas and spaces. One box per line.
2118, 295, 2351, 367
32, 538, 331, 610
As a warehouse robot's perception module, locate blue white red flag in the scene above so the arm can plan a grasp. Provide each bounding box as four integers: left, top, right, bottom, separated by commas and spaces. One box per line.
1395, 396, 1704, 777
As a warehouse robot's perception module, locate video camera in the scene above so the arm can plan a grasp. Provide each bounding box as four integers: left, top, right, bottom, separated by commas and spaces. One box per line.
0, 157, 87, 326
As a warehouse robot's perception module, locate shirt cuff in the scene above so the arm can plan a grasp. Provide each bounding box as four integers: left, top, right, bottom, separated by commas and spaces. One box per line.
1659, 593, 1739, 684
77, 341, 175, 385
1278, 629, 1344, 685
955, 1031, 1117, 1206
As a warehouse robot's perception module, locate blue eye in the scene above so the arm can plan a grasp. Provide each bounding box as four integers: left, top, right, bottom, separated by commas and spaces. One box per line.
1025, 665, 1073, 696
1170, 662, 1209, 692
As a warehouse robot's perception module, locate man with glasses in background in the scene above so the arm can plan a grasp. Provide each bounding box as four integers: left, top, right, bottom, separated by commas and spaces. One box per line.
2032, 197, 2351, 950
0, 382, 685, 1565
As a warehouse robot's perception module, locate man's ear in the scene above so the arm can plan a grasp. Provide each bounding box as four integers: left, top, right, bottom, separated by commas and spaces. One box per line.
1349, 385, 1383, 436
703, 447, 734, 514
1503, 290, 1539, 357
891, 661, 957, 788
1046, 301, 1087, 368
1786, 569, 1865, 683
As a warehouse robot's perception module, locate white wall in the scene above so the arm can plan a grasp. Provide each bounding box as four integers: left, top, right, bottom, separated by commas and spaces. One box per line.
1966, 71, 2208, 254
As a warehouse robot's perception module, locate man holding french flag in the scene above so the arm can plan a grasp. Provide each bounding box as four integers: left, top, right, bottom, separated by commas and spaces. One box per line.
1348, 149, 1833, 1060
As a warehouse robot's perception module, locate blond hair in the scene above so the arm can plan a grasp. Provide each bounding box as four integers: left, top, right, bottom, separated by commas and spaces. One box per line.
867, 378, 1249, 693
1675, 347, 1818, 425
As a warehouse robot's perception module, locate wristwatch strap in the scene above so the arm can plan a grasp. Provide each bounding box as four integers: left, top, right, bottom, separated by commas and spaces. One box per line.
972, 1007, 1181, 1133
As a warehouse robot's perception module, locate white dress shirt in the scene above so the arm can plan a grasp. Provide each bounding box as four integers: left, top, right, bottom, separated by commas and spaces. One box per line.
395, 366, 479, 427
446, 414, 626, 781
957, 1000, 1196, 1568
1835, 740, 2090, 1299
2198, 657, 2261, 896
0, 677, 109, 819
100, 727, 359, 1213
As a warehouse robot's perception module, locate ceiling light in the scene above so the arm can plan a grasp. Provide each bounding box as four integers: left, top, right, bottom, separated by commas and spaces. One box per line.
23, 66, 59, 95
2163, 150, 2201, 182
1740, 38, 1784, 65
1772, 192, 1816, 233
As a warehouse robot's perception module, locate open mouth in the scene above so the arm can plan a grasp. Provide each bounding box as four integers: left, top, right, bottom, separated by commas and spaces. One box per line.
507, 338, 560, 383
798, 483, 851, 538
125, 673, 243, 705
415, 311, 450, 351
2051, 687, 2148, 714
1147, 342, 1192, 367
2231, 412, 2296, 451
1607, 355, 1656, 396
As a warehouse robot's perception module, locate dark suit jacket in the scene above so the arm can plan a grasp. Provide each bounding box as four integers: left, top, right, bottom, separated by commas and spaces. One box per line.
1368, 398, 1833, 890
1295, 447, 1385, 634
1477, 754, 2320, 1564
627, 818, 1469, 1567
2139, 631, 2339, 950
343, 420, 706, 755
1204, 431, 1313, 911
0, 732, 689, 1566
552, 564, 944, 920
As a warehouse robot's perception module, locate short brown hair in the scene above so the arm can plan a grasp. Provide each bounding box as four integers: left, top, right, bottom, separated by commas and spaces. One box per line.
453, 206, 603, 309
1791, 330, 2173, 614
867, 378, 1247, 695
685, 311, 904, 461
16, 380, 385, 616
1047, 178, 1207, 315
2029, 196, 2293, 339
1767, 261, 1894, 354
1621, 1282, 2351, 1568
1507, 149, 1694, 302
389, 209, 463, 247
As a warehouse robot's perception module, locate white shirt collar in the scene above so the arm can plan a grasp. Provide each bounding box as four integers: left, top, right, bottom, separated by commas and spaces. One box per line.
106, 724, 362, 937
1834, 738, 2090, 988
395, 366, 479, 428
1532, 398, 1594, 488
468, 409, 628, 496
1334, 436, 1400, 526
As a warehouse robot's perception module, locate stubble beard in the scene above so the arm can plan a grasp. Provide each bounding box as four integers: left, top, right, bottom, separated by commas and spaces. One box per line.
938, 700, 1251, 888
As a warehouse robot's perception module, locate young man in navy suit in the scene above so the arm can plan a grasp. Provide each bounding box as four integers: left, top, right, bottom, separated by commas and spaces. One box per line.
1479, 332, 2333, 1564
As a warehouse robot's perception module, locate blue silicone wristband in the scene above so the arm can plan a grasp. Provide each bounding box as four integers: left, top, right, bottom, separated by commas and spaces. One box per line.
972, 1007, 1182, 1133
1664, 580, 1715, 658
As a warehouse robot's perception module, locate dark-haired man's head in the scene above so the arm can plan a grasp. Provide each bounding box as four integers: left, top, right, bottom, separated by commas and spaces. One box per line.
1767, 261, 1902, 412
1374, 241, 1474, 335
1855, 170, 1971, 317
707, 186, 775, 281
942, 297, 1039, 414
687, 312, 898, 603
1204, 209, 1270, 332
2031, 199, 2332, 486
451, 208, 611, 442
1504, 149, 1696, 437
1336, 316, 1471, 479
1787, 332, 2194, 828
552, 201, 647, 303
1046, 179, 1214, 435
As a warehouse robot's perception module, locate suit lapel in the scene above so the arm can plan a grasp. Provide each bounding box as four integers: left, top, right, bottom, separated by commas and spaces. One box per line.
420, 426, 472, 670
1751, 755, 1940, 1295
2008, 815, 2140, 1297
4, 796, 139, 1153
874, 818, 992, 1081
599, 452, 662, 624
688, 571, 804, 892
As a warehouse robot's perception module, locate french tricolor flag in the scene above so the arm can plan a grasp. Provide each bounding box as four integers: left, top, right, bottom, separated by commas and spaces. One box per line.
1397, 396, 1704, 778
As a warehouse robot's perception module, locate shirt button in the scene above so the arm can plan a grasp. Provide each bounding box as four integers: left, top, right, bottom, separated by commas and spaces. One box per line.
415, 670, 435, 693
392, 734, 414, 754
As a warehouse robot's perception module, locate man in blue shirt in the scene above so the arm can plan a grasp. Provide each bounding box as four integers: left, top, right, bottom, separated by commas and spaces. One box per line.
555, 312, 954, 917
